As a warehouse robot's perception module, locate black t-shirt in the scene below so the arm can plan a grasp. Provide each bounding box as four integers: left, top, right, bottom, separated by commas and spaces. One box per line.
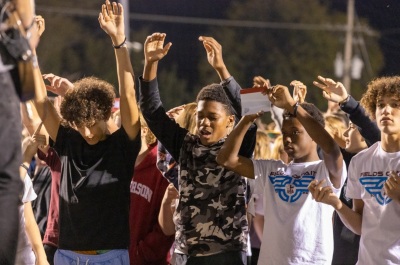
54, 125, 140, 250
31, 165, 52, 239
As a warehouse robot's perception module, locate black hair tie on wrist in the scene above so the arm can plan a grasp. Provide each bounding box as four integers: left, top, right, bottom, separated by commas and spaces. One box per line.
113, 37, 127, 49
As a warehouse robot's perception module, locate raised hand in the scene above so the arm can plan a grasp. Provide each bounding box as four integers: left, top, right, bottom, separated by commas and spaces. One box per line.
253, 76, 271, 88
22, 123, 47, 162
308, 179, 341, 209
384, 171, 400, 205
166, 105, 186, 120
242, 111, 265, 124
144, 33, 172, 64
29, 15, 45, 50
291, 80, 307, 103
42, 73, 73, 97
313, 76, 348, 103
264, 85, 295, 111
98, 0, 125, 44
199, 36, 226, 70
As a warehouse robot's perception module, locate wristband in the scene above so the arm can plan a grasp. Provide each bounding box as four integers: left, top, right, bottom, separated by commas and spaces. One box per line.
292, 101, 299, 117
338, 95, 350, 107
20, 163, 29, 172
113, 37, 127, 49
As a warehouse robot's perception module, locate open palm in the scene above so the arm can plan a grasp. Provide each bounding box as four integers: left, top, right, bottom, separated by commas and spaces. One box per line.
144, 33, 172, 63
98, 1, 124, 39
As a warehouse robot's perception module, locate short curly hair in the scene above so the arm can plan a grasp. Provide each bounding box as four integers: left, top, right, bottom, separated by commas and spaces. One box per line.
60, 77, 116, 127
196, 84, 234, 115
283, 102, 325, 127
360, 76, 400, 120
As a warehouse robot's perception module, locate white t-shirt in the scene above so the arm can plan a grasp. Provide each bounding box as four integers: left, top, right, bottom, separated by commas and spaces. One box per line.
346, 142, 400, 265
15, 174, 37, 265
252, 159, 346, 265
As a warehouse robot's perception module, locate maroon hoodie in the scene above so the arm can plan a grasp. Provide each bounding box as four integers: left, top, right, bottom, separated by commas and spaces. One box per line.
129, 144, 174, 265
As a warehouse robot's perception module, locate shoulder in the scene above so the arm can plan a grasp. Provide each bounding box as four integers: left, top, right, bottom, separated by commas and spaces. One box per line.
352, 142, 379, 161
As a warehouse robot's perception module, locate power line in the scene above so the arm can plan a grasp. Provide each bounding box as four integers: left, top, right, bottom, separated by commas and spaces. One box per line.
36, 5, 378, 36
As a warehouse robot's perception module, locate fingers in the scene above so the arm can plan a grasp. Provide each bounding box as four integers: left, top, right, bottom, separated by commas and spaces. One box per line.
32, 122, 43, 136
385, 173, 399, 190
253, 76, 268, 87
162, 42, 172, 56
308, 179, 333, 202
199, 36, 222, 57
145, 32, 166, 44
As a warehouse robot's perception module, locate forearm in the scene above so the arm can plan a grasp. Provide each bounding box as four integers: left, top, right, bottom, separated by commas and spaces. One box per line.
217, 117, 252, 168
24, 202, 47, 261
334, 201, 363, 235
13, 0, 35, 28
296, 106, 338, 154
143, 62, 158, 81
158, 201, 176, 236
114, 46, 140, 138
214, 64, 231, 81
221, 76, 242, 123
341, 96, 380, 146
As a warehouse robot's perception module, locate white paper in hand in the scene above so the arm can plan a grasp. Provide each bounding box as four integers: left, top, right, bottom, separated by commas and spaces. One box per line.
240, 87, 271, 116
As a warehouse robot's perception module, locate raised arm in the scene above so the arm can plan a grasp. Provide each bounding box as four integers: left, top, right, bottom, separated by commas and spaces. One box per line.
142, 33, 172, 81
199, 36, 257, 157
98, 0, 140, 140
32, 69, 61, 141
217, 112, 262, 179
269, 85, 343, 188
253, 75, 284, 130
313, 76, 380, 146
199, 36, 231, 81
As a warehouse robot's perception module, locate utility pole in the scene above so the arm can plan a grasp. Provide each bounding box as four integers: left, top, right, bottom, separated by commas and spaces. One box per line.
120, 0, 130, 42
343, 0, 355, 92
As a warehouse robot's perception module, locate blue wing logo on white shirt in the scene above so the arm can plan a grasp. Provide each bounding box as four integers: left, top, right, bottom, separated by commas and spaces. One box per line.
269, 175, 315, 203
359, 176, 392, 205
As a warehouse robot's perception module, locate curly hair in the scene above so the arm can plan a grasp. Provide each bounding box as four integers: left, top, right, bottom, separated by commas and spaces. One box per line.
360, 76, 400, 120
283, 102, 325, 127
196, 84, 234, 115
60, 77, 116, 127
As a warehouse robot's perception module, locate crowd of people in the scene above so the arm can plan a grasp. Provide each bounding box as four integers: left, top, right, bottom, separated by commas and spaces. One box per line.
1, 0, 399, 265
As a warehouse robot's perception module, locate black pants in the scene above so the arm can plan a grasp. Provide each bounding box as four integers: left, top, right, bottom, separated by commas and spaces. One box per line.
175, 251, 247, 265
0, 69, 23, 265
44, 244, 58, 265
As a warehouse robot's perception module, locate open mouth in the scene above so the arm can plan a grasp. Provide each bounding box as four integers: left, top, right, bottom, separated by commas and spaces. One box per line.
200, 129, 211, 137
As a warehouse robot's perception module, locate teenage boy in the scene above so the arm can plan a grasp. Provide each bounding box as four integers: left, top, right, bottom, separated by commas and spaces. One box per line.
32, 1, 141, 263
217, 84, 346, 265
139, 33, 256, 264
309, 76, 400, 265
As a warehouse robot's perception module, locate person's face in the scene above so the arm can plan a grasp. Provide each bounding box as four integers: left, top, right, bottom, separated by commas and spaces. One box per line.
281, 117, 315, 162
343, 122, 367, 153
196, 100, 234, 146
74, 120, 107, 145
375, 95, 400, 135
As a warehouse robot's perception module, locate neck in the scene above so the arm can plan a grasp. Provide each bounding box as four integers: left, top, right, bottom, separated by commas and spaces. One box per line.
135, 140, 149, 167
381, 133, 400, 152
292, 151, 320, 163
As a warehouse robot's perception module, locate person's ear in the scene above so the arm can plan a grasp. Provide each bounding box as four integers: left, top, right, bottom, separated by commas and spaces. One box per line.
141, 126, 149, 136
226, 115, 234, 128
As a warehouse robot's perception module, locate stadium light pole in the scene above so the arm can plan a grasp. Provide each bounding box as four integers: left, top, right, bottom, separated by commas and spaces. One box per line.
343, 0, 355, 92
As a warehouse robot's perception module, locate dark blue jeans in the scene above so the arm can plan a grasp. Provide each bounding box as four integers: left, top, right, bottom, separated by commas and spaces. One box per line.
0, 69, 23, 265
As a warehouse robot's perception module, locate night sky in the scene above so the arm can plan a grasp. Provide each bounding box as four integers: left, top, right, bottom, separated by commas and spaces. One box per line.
129, 0, 400, 79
